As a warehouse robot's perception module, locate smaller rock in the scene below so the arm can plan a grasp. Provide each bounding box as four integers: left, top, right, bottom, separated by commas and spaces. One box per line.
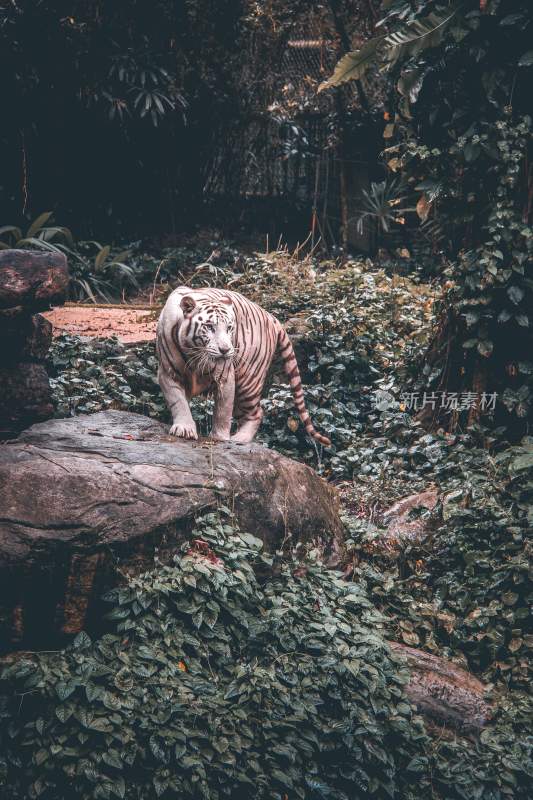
390, 641, 492, 732
0, 362, 54, 437
0, 250, 69, 313
382, 488, 439, 544
0, 250, 69, 436
1, 313, 52, 364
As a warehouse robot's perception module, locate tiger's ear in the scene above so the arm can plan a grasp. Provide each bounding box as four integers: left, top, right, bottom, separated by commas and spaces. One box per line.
180, 295, 196, 314
220, 295, 233, 305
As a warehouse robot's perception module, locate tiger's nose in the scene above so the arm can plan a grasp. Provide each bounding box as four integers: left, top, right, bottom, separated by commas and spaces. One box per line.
219, 345, 231, 355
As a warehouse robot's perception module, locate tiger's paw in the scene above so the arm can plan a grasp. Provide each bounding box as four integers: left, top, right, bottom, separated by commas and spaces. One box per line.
231, 419, 261, 444
231, 430, 255, 444
210, 429, 231, 442
169, 422, 198, 440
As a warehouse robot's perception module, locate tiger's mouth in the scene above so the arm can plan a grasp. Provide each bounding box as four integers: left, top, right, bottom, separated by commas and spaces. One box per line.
185, 348, 235, 373
208, 347, 235, 362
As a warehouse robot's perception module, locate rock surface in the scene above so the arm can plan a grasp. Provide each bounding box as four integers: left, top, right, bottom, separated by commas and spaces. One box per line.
0, 249, 69, 313
0, 360, 55, 435
0, 250, 69, 436
0, 410, 343, 649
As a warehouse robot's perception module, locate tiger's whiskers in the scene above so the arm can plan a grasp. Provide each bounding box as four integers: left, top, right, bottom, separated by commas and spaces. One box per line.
232, 346, 243, 368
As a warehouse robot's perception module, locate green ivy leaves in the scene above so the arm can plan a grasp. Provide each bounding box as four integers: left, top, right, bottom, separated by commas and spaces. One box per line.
0, 512, 433, 800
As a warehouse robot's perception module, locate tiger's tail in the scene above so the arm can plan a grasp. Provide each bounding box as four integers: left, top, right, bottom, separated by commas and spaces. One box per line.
277, 327, 331, 448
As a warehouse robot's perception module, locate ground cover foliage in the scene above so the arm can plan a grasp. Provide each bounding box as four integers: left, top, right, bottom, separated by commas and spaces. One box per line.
38, 239, 533, 796
1, 512, 427, 800
1, 511, 531, 800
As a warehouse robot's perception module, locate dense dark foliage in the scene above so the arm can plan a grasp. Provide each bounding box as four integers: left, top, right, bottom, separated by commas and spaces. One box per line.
1, 511, 532, 799
0, 1, 250, 236
323, 0, 533, 430
392, 0, 533, 430
0, 1, 388, 244
0, 512, 427, 800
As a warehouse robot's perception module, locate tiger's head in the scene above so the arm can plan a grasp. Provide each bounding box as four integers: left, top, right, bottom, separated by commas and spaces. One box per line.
179, 294, 236, 368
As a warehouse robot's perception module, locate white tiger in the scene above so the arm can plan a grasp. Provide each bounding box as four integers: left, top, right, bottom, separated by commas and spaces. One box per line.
156, 286, 331, 446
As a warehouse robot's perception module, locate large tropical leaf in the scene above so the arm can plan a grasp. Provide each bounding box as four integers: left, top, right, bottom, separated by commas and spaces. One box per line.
397, 67, 429, 103
94, 244, 111, 272
0, 225, 22, 241
318, 39, 382, 92
39, 225, 75, 245
385, 6, 460, 66
319, 4, 459, 92
518, 50, 533, 67
111, 249, 131, 264
26, 211, 54, 238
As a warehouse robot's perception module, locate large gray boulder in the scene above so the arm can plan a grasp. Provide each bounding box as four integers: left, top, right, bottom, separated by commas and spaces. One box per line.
0, 410, 343, 649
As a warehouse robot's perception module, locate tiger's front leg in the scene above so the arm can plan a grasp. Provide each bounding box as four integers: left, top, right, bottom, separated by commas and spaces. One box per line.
231, 411, 263, 443
158, 366, 198, 440
231, 397, 263, 444
211, 364, 235, 442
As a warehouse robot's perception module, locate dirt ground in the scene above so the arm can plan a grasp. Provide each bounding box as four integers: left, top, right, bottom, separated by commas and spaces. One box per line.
44, 305, 158, 343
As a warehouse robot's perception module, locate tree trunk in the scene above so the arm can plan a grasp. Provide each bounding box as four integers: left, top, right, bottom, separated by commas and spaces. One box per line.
390, 642, 492, 733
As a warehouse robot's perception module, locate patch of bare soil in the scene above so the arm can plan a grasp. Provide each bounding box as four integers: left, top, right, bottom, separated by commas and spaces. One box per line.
43, 304, 158, 343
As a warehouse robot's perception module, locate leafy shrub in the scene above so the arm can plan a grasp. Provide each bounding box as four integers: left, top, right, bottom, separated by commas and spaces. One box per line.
354, 177, 412, 249
66, 242, 139, 303
0, 512, 429, 800
0, 212, 74, 251
428, 438, 533, 688
342, 417, 533, 681
321, 1, 533, 430
48, 336, 165, 420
